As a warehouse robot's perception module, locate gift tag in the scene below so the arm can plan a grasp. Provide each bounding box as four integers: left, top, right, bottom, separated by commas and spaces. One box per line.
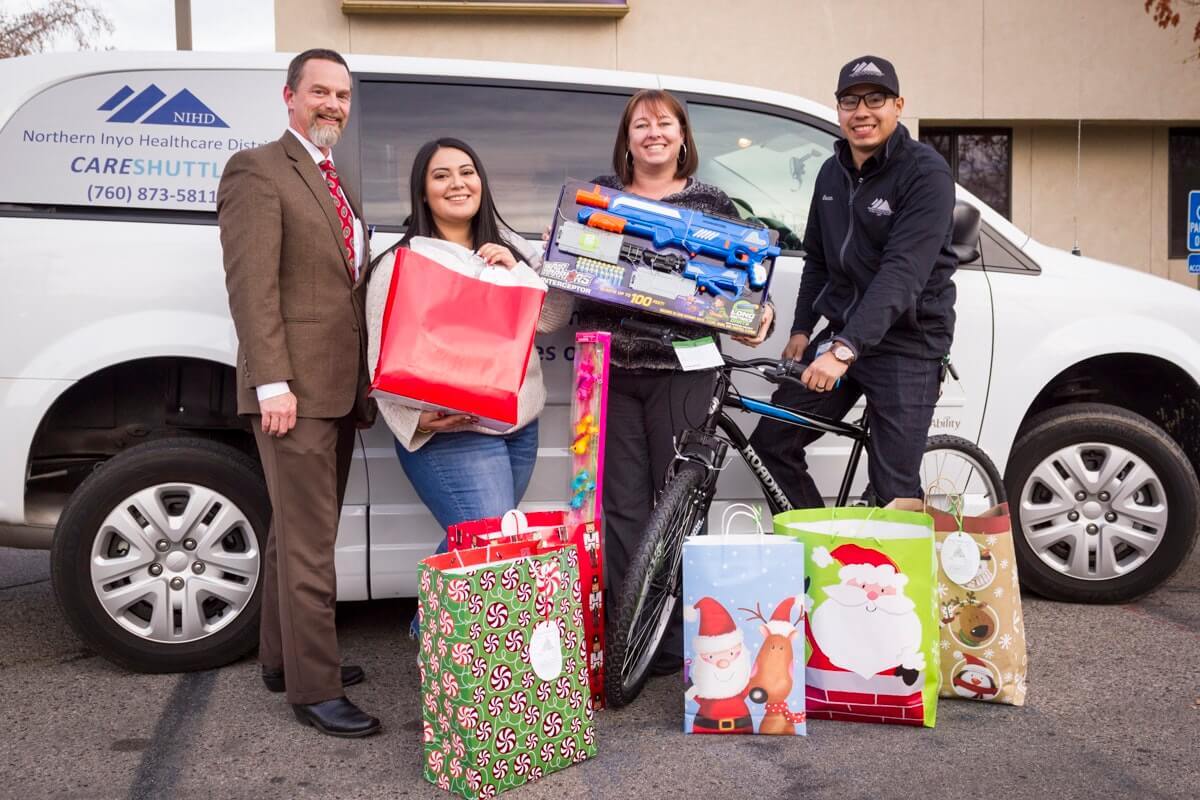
941, 531, 982, 586
530, 619, 563, 681
673, 336, 724, 372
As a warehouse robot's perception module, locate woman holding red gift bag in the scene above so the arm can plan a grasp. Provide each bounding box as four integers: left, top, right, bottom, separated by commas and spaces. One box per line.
367, 139, 571, 594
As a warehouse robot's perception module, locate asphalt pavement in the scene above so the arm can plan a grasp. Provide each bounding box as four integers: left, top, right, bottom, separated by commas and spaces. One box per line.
1, 544, 1197, 800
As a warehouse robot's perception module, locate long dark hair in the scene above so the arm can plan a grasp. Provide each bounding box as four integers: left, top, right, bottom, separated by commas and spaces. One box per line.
400, 137, 519, 261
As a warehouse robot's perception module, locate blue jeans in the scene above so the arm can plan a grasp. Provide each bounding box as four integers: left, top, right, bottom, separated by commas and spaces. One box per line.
397, 421, 540, 635
749, 334, 942, 508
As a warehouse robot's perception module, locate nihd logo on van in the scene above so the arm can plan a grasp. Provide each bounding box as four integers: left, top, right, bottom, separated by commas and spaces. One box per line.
98, 84, 228, 128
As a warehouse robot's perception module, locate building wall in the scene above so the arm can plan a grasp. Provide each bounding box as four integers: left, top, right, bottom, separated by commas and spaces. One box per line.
275, 0, 1200, 287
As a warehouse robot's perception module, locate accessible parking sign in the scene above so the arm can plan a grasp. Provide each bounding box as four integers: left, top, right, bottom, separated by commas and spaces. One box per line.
1190, 190, 1200, 252
1191, 190, 1200, 273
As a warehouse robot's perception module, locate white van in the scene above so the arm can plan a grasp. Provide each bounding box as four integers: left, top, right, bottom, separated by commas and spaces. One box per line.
1, 52, 1197, 672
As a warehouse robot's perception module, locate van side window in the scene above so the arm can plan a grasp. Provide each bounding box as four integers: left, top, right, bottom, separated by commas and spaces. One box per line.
687, 103, 836, 252
358, 81, 627, 233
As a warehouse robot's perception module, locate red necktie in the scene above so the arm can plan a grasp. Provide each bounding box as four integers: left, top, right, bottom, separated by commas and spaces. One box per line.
318, 159, 356, 281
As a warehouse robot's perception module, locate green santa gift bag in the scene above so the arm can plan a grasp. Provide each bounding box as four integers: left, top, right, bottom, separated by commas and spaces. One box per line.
418, 542, 596, 800
774, 507, 941, 727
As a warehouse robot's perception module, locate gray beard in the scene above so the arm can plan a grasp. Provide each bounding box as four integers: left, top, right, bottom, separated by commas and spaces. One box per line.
308, 122, 341, 149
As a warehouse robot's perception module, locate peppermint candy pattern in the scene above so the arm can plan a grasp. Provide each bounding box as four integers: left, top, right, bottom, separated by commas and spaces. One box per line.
485, 602, 509, 629
447, 578, 470, 603
489, 664, 513, 692
456, 705, 479, 729
494, 726, 517, 754
500, 564, 521, 590
451, 642, 474, 666
417, 547, 595, 797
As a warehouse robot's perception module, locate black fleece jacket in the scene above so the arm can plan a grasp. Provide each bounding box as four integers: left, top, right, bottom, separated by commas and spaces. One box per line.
791, 123, 957, 360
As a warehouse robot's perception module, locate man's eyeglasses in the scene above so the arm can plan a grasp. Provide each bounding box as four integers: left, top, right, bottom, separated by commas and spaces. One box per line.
836, 91, 894, 111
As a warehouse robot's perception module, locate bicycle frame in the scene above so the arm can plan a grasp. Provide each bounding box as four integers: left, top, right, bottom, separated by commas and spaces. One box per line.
673, 363, 870, 514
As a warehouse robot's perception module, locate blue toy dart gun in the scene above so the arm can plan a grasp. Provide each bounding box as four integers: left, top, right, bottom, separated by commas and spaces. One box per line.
576, 185, 778, 297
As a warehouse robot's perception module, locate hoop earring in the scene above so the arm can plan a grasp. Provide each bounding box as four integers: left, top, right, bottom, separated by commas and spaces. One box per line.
626, 150, 633, 167
678, 143, 688, 165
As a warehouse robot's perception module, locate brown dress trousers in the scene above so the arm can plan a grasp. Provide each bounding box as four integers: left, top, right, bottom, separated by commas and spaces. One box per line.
218, 132, 374, 705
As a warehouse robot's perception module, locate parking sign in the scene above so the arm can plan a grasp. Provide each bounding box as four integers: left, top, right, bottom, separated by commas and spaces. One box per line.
1190, 254, 1200, 274
1190, 190, 1200, 252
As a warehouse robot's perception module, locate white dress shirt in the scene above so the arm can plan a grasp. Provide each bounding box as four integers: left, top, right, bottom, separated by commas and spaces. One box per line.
256, 128, 365, 403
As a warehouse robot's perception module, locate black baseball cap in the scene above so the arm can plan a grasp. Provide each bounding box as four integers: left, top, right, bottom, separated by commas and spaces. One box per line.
836, 55, 900, 97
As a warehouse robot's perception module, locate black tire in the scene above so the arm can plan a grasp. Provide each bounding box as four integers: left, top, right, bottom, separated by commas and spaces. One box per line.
605, 462, 710, 709
51, 438, 269, 672
1006, 403, 1200, 603
921, 434, 1007, 510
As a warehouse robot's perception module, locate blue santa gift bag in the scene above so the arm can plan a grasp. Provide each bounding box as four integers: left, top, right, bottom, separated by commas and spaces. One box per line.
682, 505, 807, 736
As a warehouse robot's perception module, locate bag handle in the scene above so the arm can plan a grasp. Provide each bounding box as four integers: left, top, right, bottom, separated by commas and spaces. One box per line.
925, 477, 966, 531
720, 502, 766, 539
825, 504, 888, 549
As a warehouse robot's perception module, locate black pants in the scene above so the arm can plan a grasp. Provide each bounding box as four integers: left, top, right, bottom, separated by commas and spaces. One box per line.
748, 336, 942, 509
603, 366, 717, 661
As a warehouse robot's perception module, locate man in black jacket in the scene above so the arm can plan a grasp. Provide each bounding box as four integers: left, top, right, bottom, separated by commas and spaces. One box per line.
749, 55, 957, 507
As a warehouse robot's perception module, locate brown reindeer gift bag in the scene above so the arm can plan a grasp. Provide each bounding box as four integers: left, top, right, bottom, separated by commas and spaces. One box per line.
889, 500, 1028, 706
682, 505, 807, 735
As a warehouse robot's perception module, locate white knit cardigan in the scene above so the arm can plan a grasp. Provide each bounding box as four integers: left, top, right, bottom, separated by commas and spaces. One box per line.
366, 233, 573, 452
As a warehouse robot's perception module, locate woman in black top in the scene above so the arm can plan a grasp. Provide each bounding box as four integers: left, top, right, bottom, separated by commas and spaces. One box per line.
579, 89, 774, 674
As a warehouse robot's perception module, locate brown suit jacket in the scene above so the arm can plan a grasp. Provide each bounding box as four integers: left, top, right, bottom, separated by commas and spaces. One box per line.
218, 132, 374, 421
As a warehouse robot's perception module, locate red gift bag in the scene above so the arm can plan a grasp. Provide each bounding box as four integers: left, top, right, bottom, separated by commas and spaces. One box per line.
448, 510, 607, 707
370, 238, 546, 429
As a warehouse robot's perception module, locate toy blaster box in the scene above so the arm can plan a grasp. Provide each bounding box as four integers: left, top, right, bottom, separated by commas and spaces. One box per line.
543, 179, 779, 336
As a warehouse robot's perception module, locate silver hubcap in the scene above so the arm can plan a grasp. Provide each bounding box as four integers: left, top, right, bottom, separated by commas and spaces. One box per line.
1019, 443, 1167, 581
90, 483, 260, 643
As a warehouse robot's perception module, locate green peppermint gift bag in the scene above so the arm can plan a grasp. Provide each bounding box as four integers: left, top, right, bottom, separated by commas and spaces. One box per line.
774, 507, 941, 728
418, 543, 596, 799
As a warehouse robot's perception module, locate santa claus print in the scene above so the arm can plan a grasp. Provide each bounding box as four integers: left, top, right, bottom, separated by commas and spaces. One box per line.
808, 544, 926, 684
683, 597, 754, 734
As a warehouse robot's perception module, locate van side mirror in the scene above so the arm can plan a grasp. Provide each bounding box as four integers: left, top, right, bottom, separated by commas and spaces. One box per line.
951, 201, 982, 265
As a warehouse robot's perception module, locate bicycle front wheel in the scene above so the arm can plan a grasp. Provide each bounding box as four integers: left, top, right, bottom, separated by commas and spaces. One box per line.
605, 462, 710, 708
921, 434, 1007, 515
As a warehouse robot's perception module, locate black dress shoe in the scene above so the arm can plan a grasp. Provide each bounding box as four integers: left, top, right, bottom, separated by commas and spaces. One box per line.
292, 697, 381, 738
262, 664, 365, 693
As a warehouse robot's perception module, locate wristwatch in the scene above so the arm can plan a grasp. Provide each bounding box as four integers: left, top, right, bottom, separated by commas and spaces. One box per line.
832, 342, 856, 364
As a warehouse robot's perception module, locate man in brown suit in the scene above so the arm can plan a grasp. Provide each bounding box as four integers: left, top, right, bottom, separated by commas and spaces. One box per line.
218, 48, 378, 737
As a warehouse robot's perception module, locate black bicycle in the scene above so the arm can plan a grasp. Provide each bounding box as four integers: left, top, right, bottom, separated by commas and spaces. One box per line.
604, 319, 1006, 708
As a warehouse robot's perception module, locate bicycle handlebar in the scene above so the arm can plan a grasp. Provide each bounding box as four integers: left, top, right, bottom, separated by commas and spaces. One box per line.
618, 318, 809, 386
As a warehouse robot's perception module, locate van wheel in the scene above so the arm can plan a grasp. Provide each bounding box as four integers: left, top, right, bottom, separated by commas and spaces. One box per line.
1006, 403, 1199, 603
51, 438, 268, 672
